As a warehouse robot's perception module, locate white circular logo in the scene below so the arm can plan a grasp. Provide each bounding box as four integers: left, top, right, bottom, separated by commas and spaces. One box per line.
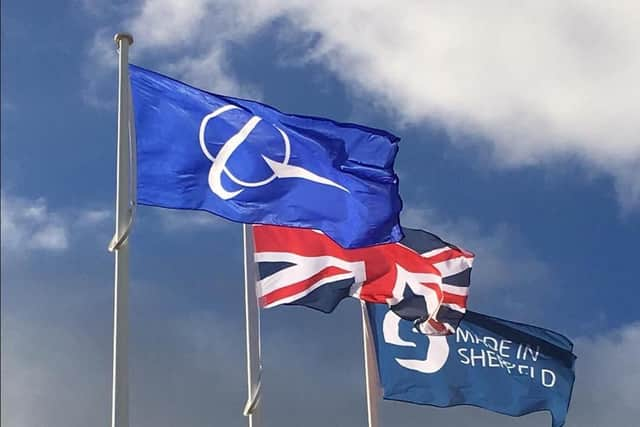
199, 105, 349, 200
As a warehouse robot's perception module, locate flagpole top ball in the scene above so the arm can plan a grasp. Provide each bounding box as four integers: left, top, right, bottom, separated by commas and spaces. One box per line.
114, 33, 133, 47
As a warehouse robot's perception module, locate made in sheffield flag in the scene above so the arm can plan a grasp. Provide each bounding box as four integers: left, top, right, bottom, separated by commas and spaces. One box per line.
129, 64, 403, 248
368, 305, 576, 427
254, 225, 474, 335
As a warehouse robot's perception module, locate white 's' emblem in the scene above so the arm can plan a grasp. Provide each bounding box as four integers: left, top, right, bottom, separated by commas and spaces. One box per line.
199, 105, 350, 200
382, 310, 449, 373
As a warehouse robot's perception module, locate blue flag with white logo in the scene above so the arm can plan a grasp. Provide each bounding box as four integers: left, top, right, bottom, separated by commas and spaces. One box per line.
129, 65, 403, 248
367, 305, 576, 427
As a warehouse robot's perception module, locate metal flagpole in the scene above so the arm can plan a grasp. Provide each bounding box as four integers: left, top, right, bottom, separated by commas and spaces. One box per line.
242, 224, 262, 427
361, 302, 380, 427
109, 32, 134, 427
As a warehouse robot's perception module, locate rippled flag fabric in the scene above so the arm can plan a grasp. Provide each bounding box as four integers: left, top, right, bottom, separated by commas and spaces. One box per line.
368, 305, 576, 427
253, 225, 474, 335
129, 64, 403, 248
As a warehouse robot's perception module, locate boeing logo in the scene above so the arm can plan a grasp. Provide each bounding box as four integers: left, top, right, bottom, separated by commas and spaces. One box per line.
199, 105, 349, 200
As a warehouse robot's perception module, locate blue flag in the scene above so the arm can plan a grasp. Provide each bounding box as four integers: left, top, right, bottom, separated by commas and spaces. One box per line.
129, 65, 403, 248
367, 305, 576, 427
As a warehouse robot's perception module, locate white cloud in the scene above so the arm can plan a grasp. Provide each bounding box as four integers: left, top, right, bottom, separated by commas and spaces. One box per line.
164, 46, 259, 98
86, 0, 262, 102
104, 0, 640, 210
128, 0, 211, 49
77, 208, 111, 226
1, 191, 69, 252
29, 225, 68, 251
1, 192, 112, 255
83, 30, 116, 109
569, 322, 640, 426
265, 0, 640, 208
0, 189, 231, 257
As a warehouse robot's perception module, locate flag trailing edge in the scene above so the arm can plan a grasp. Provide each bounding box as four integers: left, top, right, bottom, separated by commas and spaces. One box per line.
367, 305, 576, 427
253, 224, 475, 335
129, 64, 403, 249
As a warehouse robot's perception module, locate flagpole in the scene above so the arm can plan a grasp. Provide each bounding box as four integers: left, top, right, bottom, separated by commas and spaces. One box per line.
110, 32, 134, 427
361, 302, 380, 427
242, 224, 262, 427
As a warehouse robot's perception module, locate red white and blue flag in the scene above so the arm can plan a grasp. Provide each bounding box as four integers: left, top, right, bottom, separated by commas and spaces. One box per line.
252, 225, 474, 335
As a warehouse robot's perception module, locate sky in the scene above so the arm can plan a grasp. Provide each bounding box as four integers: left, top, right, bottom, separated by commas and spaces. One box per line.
1, 1, 639, 426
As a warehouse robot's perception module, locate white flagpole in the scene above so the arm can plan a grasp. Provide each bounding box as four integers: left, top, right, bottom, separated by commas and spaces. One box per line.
242, 224, 262, 427
361, 302, 381, 427
110, 32, 134, 427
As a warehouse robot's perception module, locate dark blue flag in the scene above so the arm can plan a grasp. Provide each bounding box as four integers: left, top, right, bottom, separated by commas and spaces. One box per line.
129, 65, 403, 248
367, 304, 576, 427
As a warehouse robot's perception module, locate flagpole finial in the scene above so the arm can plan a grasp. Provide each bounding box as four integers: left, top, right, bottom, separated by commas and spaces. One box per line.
114, 33, 133, 47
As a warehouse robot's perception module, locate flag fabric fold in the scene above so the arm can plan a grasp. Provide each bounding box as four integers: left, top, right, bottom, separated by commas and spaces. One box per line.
367, 305, 576, 427
253, 224, 474, 335
129, 64, 403, 248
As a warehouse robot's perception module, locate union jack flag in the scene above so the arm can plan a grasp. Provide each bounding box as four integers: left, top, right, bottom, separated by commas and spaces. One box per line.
253, 225, 474, 335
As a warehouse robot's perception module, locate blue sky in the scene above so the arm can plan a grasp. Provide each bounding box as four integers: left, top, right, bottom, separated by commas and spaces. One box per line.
2, 1, 639, 426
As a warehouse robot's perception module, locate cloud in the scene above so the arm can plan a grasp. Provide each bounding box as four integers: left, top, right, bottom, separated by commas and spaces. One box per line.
569, 322, 640, 426
85, 0, 261, 106
1, 191, 69, 252
1, 191, 112, 255
265, 0, 640, 210
97, 0, 640, 210
83, 28, 118, 109
0, 188, 231, 259
77, 208, 112, 226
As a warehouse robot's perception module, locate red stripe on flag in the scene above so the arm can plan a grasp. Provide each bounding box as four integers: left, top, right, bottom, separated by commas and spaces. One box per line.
422, 248, 474, 265
427, 318, 448, 334
253, 225, 342, 256
442, 292, 467, 307
253, 225, 442, 275
420, 281, 444, 301
260, 265, 351, 307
